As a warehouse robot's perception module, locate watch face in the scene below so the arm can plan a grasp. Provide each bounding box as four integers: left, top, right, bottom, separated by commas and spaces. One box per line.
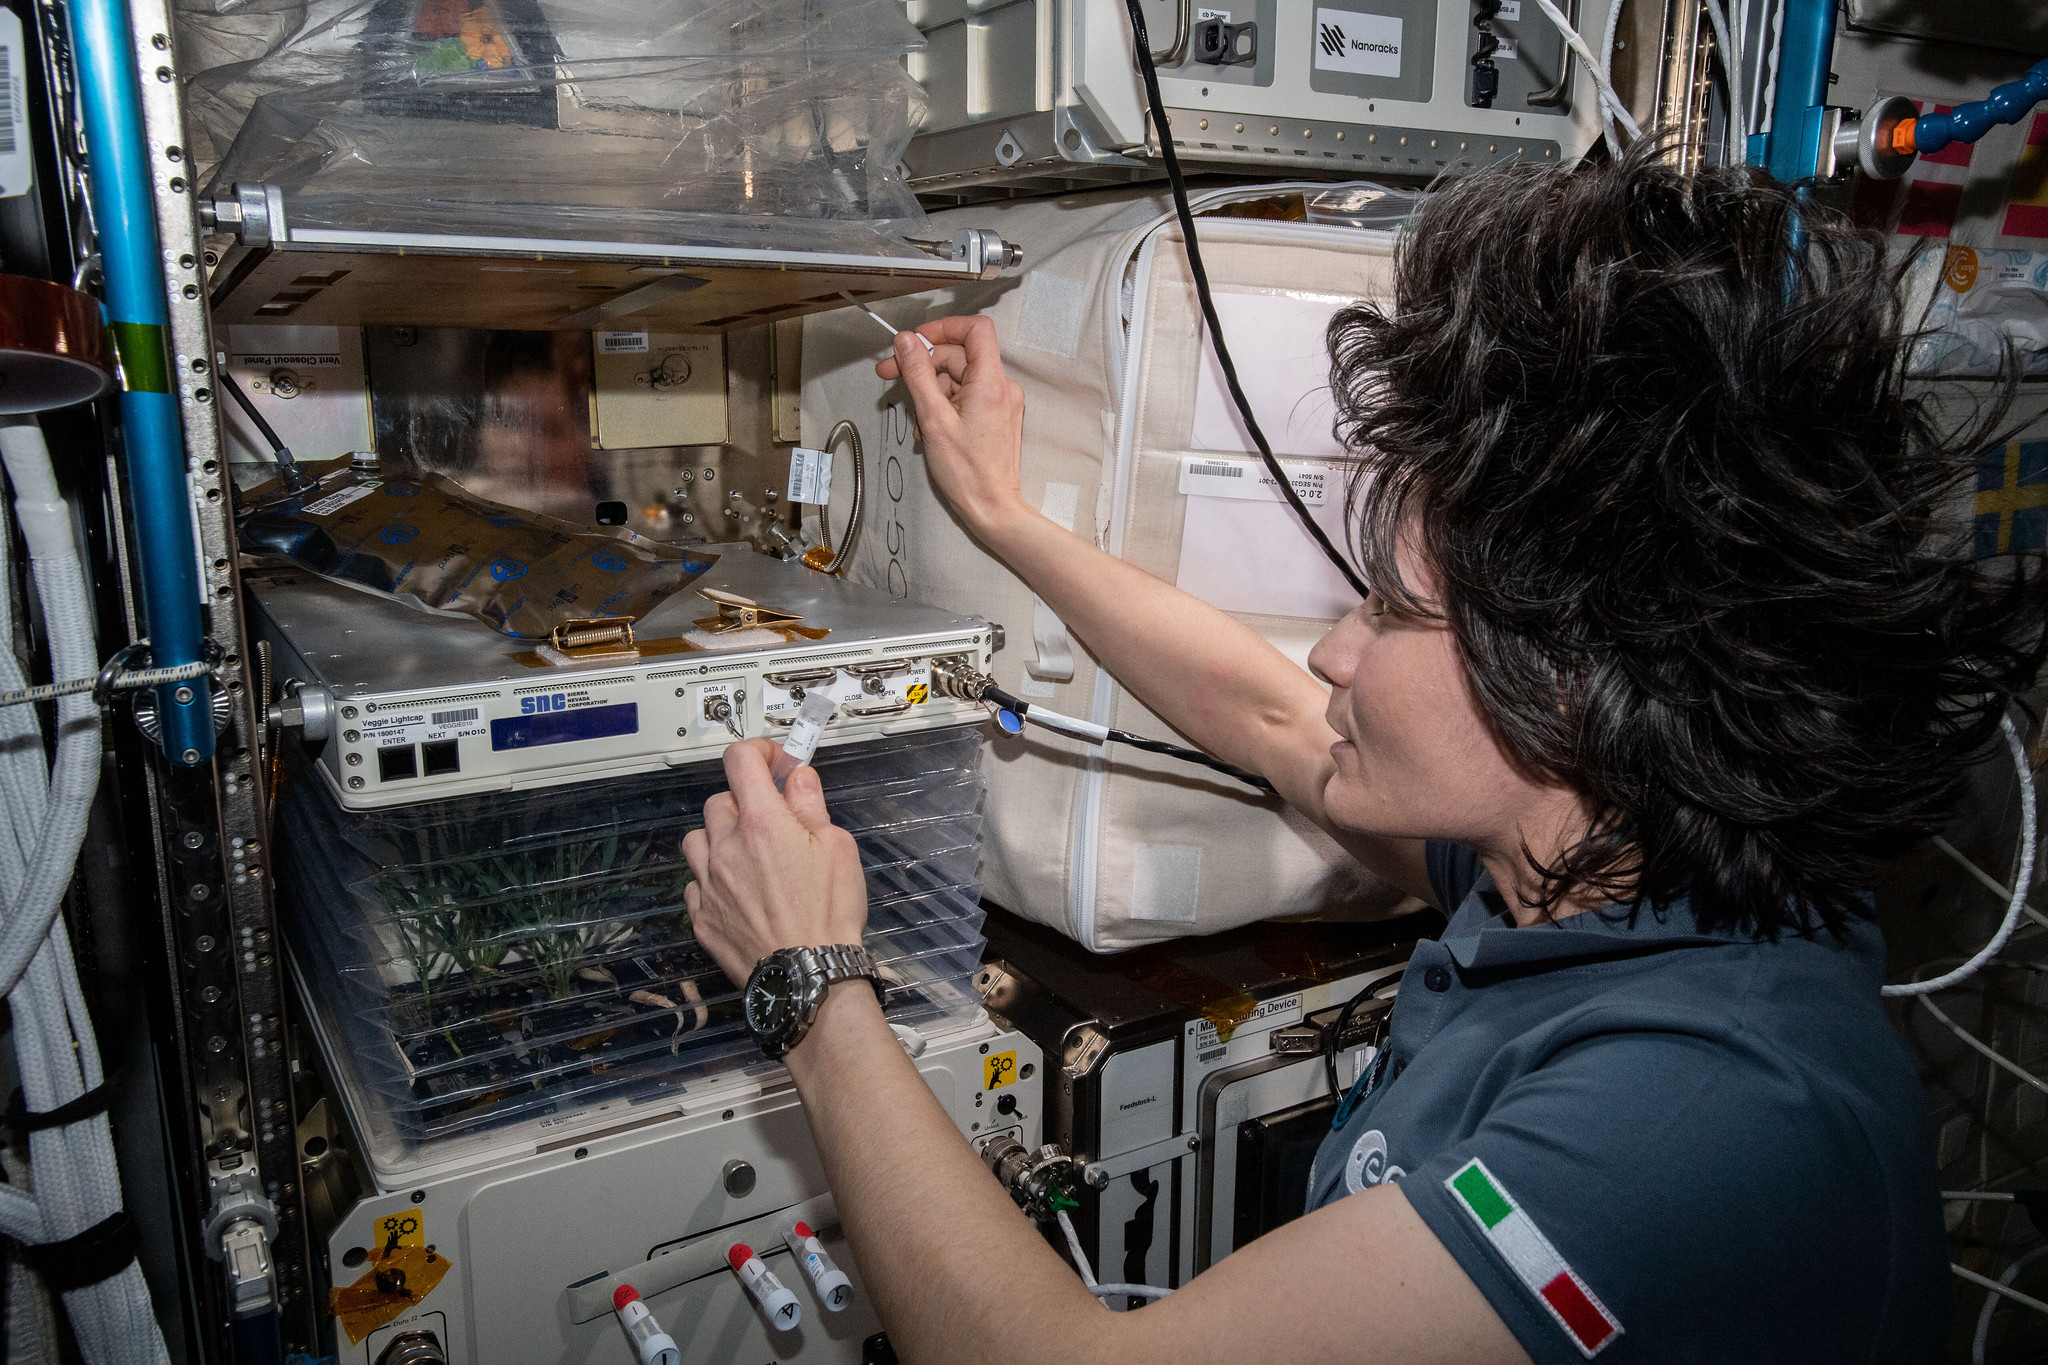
745, 958, 796, 1039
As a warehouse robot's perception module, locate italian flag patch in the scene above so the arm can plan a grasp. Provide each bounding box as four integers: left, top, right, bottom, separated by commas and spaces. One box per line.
1446, 1158, 1622, 1358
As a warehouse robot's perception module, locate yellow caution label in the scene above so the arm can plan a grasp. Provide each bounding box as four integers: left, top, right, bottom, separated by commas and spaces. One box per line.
985, 1050, 1017, 1090
907, 682, 929, 704
331, 1244, 450, 1344
375, 1211, 424, 1251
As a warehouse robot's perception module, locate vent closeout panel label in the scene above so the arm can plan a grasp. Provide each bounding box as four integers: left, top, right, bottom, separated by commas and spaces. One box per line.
490, 702, 639, 751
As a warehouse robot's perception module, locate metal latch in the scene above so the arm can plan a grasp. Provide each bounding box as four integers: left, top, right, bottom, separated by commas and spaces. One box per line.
548, 616, 638, 659
202, 1156, 278, 1318
1079, 1132, 1201, 1188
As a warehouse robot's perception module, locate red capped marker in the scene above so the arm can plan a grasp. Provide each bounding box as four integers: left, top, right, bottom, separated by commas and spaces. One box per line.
727, 1243, 803, 1331
611, 1284, 680, 1365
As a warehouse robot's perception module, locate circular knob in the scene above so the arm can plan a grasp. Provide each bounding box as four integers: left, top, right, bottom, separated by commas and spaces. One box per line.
723, 1159, 757, 1198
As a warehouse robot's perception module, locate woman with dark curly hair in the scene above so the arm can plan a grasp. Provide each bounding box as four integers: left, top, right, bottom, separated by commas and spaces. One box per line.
680, 141, 2047, 1364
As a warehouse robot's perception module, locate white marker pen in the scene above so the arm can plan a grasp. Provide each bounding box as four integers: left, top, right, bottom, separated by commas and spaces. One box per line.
611, 1284, 680, 1365
782, 1221, 854, 1311
839, 291, 936, 353
727, 1243, 803, 1331
771, 689, 838, 792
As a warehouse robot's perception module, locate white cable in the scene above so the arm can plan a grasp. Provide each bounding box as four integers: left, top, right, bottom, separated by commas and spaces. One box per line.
1884, 714, 2036, 997
1933, 836, 2048, 936
1757, 0, 1786, 138
0, 418, 170, 1364
1598, 0, 1626, 158
1021, 707, 1111, 747
1955, 1263, 2048, 1321
1700, 0, 1747, 154
1091, 1283, 1173, 1301
1528, 0, 1644, 139
1056, 1209, 1098, 1288
1976, 1246, 2048, 1362
1917, 992, 2048, 1097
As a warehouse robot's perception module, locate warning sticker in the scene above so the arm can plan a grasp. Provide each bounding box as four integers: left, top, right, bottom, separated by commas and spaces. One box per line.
906, 682, 929, 704
985, 1050, 1018, 1090
375, 1211, 424, 1250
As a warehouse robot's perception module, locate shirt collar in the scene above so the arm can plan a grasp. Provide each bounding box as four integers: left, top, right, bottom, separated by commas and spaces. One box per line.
1439, 866, 1759, 972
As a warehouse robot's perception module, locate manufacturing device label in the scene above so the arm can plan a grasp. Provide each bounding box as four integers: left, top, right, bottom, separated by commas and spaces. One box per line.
490, 689, 640, 751
1314, 8, 1403, 78
359, 702, 489, 750
1178, 455, 1333, 507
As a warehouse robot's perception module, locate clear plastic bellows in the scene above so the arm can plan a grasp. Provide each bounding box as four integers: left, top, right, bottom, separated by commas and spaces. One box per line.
176, 0, 934, 256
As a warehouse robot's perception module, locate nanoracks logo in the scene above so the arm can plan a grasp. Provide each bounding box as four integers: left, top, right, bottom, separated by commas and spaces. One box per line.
1320, 18, 1399, 58
1319, 21, 1347, 56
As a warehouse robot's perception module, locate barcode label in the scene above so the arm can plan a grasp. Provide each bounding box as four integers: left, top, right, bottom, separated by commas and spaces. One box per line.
0, 41, 15, 155
0, 9, 28, 200
430, 707, 479, 725
1178, 454, 1332, 507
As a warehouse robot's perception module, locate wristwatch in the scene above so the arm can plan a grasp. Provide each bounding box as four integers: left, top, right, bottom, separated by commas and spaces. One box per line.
743, 944, 889, 1059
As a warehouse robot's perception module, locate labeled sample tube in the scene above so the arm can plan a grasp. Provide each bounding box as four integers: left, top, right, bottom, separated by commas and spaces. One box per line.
611, 1285, 680, 1365
771, 689, 838, 792
782, 1221, 854, 1311
727, 1243, 803, 1331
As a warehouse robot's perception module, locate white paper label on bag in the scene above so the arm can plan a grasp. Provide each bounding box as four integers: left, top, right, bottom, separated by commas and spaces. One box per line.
787, 447, 833, 505
1178, 456, 1332, 507
1314, 9, 1403, 78
301, 484, 377, 517
597, 331, 650, 355
0, 12, 30, 200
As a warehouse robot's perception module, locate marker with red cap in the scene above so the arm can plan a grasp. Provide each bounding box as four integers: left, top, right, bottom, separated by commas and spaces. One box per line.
782, 1221, 854, 1311
727, 1243, 803, 1331
611, 1284, 680, 1365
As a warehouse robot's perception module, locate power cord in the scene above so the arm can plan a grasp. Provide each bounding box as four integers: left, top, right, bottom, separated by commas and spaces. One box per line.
1119, 0, 1369, 603
932, 658, 1274, 792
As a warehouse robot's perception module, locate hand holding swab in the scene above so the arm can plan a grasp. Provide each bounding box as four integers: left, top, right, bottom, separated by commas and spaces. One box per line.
839, 292, 935, 353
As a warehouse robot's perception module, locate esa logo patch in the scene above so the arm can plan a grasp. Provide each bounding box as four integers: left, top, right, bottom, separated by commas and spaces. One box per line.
1344, 1128, 1405, 1194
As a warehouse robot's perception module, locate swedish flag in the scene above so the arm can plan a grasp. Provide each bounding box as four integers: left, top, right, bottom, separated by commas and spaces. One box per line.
1975, 439, 2048, 557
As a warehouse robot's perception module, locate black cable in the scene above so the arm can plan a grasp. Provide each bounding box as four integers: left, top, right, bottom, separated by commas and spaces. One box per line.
218, 370, 315, 494
982, 681, 1276, 793
1121, 0, 1372, 603
218, 369, 286, 454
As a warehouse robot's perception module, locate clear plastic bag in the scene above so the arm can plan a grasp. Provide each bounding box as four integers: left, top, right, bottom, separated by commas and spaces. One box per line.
178, 0, 935, 257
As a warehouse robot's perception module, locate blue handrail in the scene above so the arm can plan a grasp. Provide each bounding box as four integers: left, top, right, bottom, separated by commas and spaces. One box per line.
69, 0, 214, 765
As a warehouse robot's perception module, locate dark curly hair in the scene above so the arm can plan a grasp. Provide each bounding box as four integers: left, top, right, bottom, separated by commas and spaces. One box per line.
1328, 139, 2046, 939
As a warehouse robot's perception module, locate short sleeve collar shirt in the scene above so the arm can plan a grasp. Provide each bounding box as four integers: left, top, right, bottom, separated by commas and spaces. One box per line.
1306, 842, 1949, 1363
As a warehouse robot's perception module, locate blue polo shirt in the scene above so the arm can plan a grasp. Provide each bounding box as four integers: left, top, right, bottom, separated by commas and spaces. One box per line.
1306, 842, 1949, 1363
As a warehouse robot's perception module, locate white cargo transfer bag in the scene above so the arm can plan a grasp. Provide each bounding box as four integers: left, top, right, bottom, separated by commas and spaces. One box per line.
801, 184, 1414, 950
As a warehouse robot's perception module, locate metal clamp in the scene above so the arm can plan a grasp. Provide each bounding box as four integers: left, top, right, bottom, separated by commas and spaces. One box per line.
203, 1158, 279, 1318
197, 182, 288, 249
266, 678, 335, 743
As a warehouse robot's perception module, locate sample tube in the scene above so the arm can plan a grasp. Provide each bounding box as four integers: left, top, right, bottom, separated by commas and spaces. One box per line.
771, 689, 838, 793
611, 1285, 680, 1365
781, 1221, 854, 1311
727, 1243, 803, 1331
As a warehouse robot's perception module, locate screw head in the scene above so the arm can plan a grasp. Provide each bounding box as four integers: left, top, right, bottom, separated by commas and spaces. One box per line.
340, 705, 358, 720
181, 748, 201, 764
173, 685, 195, 704
347, 776, 364, 790
207, 1035, 228, 1053
680, 512, 695, 525
343, 729, 360, 743
702, 469, 715, 482
345, 752, 363, 766
180, 830, 205, 850
195, 935, 216, 953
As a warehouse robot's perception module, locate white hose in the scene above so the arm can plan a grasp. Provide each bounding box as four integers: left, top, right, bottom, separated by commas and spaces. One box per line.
1598, 0, 1626, 158
1092, 1283, 1173, 1301
0, 418, 170, 1364
1056, 1209, 1098, 1288
1701, 0, 1747, 154
1885, 714, 2037, 997
1528, 0, 1644, 139
1975, 1245, 2048, 1361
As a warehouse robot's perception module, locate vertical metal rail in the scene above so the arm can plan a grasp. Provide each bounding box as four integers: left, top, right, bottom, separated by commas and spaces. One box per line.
77, 0, 317, 1349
